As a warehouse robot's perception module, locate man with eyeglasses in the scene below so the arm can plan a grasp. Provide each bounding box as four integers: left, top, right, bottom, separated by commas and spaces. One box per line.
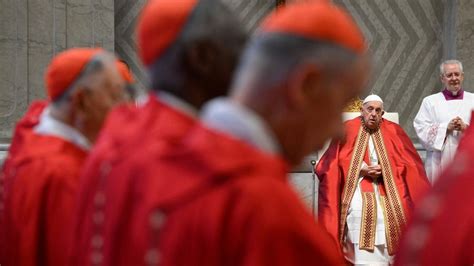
414, 59, 474, 184
0, 48, 127, 266
317, 94, 429, 265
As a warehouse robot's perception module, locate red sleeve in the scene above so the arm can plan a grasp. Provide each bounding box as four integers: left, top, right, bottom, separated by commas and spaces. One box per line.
315, 139, 342, 245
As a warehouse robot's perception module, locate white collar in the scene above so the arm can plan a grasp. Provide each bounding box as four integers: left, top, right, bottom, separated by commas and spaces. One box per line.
34, 107, 91, 151
201, 98, 281, 155
155, 91, 198, 118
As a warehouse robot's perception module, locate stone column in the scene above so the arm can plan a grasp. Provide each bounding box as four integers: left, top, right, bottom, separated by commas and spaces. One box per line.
114, 0, 281, 93
457, 0, 474, 89
0, 0, 114, 143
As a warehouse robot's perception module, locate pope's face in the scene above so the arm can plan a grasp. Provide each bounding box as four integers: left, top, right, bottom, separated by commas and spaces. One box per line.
361, 101, 384, 130
441, 63, 464, 92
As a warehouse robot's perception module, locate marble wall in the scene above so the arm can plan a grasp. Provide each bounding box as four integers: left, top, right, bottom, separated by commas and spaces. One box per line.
113, 0, 282, 93
457, 0, 474, 90
3, 0, 471, 144
0, 0, 114, 143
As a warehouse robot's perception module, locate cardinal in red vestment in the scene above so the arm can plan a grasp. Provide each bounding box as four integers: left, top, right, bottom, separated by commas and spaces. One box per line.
395, 111, 474, 266
0, 48, 126, 266
316, 95, 430, 264
71, 1, 372, 265
70, 0, 248, 265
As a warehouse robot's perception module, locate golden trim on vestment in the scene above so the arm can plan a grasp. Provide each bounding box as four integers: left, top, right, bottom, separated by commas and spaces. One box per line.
340, 126, 369, 243
339, 125, 406, 256
372, 129, 407, 255
359, 192, 377, 251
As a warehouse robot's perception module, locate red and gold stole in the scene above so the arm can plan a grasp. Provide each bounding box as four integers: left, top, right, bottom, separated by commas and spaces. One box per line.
339, 125, 407, 255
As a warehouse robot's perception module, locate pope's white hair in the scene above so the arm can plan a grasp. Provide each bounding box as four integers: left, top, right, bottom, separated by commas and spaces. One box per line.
440, 59, 463, 75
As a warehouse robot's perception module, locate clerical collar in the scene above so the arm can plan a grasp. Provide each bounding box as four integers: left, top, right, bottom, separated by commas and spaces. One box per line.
442, 88, 464, 101
201, 98, 281, 155
155, 91, 198, 118
34, 107, 91, 151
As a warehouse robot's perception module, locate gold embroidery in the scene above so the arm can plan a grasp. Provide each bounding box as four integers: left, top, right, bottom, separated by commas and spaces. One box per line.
339, 127, 369, 243
372, 130, 407, 255
339, 125, 406, 256
359, 192, 377, 251
380, 196, 395, 255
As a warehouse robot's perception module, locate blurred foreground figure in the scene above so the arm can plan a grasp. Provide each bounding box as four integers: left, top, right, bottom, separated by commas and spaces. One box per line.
0, 48, 126, 266
316, 95, 430, 265
84, 1, 369, 265
395, 116, 474, 265
71, 0, 248, 265
147, 2, 370, 264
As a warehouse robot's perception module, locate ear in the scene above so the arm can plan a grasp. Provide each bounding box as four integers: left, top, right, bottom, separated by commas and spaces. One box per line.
381, 110, 385, 116
286, 64, 322, 109
184, 40, 218, 77
70, 86, 90, 116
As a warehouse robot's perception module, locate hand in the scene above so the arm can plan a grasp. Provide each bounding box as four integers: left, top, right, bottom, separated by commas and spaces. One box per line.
454, 117, 468, 132
360, 165, 382, 180
447, 117, 459, 134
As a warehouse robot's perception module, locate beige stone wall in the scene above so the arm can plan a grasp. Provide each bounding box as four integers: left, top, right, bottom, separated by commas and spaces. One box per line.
457, 0, 474, 90
0, 0, 114, 142
1, 0, 474, 151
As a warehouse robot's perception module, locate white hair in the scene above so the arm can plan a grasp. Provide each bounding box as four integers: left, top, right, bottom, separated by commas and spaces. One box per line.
440, 59, 463, 75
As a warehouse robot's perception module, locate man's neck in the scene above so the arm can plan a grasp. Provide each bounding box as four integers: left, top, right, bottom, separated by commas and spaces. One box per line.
449, 88, 460, 96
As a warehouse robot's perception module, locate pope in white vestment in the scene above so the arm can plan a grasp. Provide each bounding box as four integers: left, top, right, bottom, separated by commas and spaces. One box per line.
414, 60, 474, 184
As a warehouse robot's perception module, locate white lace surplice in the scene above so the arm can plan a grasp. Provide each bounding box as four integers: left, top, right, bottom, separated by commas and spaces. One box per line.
413, 92, 474, 183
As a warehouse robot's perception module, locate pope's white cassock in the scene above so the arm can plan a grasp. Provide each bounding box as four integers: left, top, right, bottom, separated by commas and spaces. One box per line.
413, 90, 474, 183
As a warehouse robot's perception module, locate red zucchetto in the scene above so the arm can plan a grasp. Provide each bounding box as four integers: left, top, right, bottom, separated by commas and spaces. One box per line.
261, 1, 366, 54
137, 0, 198, 66
45, 48, 104, 101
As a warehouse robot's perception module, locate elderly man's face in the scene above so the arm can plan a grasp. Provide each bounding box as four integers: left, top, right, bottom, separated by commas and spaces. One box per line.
84, 60, 127, 128
361, 101, 384, 130
73, 57, 127, 142
441, 63, 464, 92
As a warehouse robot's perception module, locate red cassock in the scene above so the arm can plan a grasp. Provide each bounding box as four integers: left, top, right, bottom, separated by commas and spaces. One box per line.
72, 104, 343, 265
316, 117, 430, 252
1, 101, 88, 266
395, 112, 474, 266
131, 125, 343, 265
71, 95, 197, 266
